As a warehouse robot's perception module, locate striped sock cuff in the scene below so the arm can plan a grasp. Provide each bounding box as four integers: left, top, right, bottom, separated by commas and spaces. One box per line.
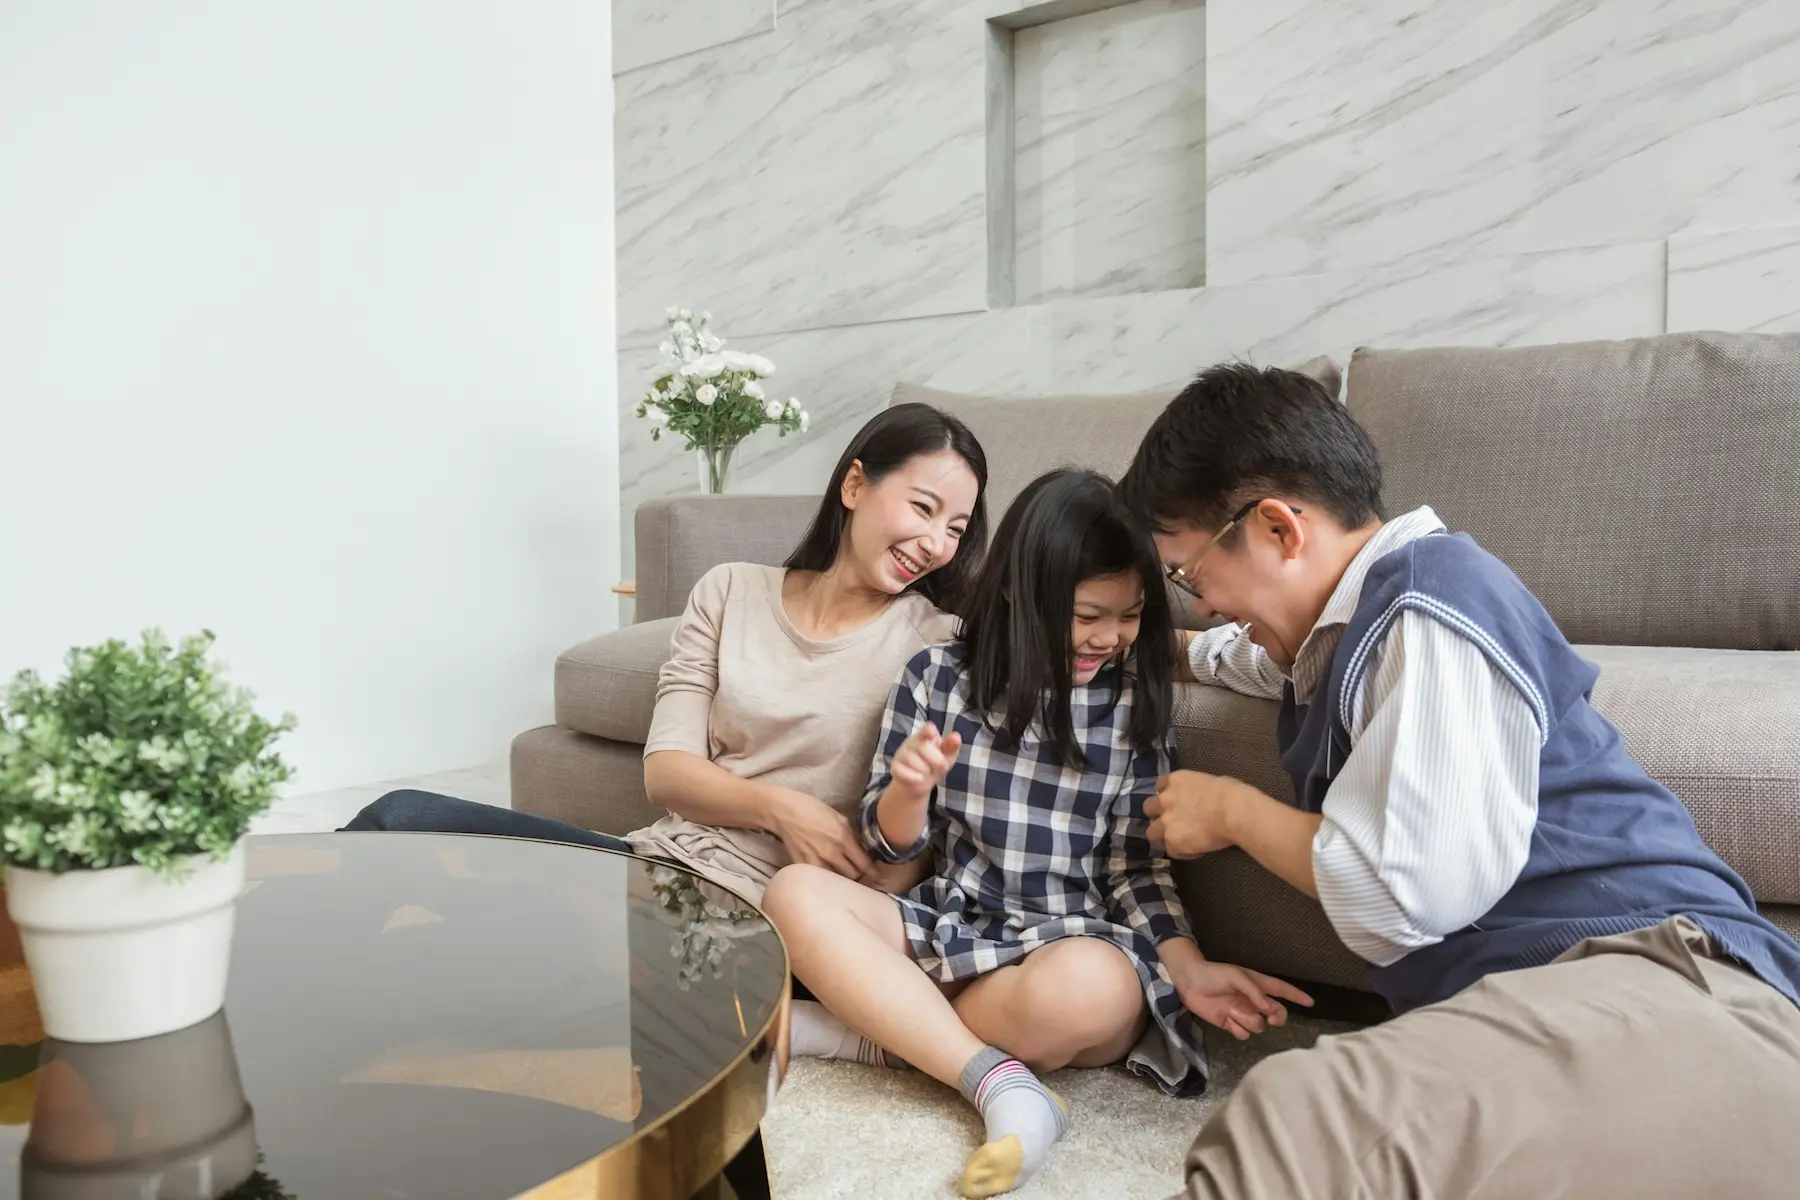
973, 1059, 1034, 1107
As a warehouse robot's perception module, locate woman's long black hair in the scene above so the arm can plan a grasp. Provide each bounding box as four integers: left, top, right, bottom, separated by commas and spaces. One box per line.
784, 403, 990, 615
959, 468, 1177, 768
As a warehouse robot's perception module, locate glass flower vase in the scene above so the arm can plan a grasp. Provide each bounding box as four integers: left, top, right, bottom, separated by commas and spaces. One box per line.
696, 444, 736, 494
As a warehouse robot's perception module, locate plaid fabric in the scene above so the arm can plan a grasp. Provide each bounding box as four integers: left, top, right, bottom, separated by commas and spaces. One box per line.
858, 643, 1210, 1096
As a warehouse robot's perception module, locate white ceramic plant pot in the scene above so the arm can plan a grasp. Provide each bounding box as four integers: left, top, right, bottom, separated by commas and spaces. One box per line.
4, 843, 245, 1043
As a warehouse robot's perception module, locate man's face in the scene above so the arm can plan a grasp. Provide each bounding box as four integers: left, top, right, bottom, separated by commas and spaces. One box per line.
1154, 505, 1309, 667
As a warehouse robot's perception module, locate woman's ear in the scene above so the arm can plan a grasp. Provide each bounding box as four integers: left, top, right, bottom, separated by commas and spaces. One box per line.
840, 461, 868, 511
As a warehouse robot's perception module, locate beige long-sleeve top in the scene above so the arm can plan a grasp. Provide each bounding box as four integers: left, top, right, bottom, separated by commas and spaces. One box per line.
626, 562, 959, 901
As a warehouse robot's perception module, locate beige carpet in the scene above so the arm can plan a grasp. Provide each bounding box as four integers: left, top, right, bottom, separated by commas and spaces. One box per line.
762, 1016, 1357, 1199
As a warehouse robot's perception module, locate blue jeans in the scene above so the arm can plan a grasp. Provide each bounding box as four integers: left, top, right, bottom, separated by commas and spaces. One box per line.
340, 790, 634, 854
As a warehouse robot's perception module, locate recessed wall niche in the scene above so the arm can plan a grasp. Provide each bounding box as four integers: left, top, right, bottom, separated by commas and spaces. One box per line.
988, 0, 1206, 307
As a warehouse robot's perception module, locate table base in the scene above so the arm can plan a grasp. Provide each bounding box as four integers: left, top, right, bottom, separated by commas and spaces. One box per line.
694, 1129, 771, 1200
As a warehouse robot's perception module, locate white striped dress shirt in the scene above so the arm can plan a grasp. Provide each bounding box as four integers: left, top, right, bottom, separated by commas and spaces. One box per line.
1186, 506, 1541, 967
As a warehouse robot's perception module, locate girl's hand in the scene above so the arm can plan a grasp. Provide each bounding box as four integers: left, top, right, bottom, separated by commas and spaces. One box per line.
767, 787, 873, 879
1169, 958, 1314, 1040
890, 722, 962, 800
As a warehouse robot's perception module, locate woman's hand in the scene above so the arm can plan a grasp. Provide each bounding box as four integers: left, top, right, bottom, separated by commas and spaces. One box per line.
766, 787, 873, 879
890, 722, 962, 801
1159, 938, 1314, 1040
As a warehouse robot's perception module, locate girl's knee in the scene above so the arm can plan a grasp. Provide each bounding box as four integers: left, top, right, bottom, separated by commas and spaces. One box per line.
1007, 940, 1144, 1056
1034, 939, 1141, 1010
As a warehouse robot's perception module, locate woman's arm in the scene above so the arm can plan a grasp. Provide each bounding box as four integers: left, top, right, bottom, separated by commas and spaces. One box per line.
644, 751, 872, 878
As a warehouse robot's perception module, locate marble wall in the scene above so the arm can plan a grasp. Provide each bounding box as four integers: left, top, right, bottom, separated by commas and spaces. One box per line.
612, 0, 1800, 582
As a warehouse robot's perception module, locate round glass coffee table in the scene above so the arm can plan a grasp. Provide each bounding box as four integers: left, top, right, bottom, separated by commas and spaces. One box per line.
0, 832, 790, 1199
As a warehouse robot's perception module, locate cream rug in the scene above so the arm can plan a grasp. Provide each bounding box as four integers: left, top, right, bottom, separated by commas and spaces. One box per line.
762, 1016, 1356, 1199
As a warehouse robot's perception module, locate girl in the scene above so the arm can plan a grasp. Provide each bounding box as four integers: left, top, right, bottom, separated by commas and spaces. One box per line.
761, 469, 1312, 1199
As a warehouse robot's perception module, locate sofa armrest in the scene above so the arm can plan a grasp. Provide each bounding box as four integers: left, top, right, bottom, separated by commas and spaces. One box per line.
633, 494, 819, 621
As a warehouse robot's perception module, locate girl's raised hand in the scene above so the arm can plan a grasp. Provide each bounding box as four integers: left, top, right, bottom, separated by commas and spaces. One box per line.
890, 722, 962, 799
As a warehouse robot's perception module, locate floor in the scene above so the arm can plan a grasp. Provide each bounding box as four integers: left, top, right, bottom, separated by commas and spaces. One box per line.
267, 764, 1337, 1199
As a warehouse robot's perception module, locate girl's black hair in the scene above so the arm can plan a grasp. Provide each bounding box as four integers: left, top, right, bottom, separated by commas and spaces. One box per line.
784, 403, 990, 615
960, 468, 1177, 767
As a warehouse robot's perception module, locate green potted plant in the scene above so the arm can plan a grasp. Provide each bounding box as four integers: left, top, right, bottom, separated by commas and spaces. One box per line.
0, 630, 294, 1043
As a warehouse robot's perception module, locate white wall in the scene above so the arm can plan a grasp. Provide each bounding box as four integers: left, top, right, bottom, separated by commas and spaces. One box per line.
0, 2, 618, 792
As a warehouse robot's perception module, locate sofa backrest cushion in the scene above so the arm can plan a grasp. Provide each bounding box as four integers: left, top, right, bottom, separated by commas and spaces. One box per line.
890, 381, 1177, 522
1347, 332, 1800, 650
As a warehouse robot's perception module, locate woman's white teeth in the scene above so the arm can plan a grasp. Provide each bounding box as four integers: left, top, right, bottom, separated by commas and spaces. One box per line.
892, 548, 923, 574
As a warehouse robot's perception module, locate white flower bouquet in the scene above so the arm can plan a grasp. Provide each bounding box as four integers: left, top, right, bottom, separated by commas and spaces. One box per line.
634, 307, 808, 492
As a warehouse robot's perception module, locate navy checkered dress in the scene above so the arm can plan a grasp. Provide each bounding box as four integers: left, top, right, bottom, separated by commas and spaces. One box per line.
858, 642, 1209, 1096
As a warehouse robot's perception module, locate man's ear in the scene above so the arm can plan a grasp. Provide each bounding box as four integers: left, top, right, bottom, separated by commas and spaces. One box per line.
1257, 498, 1308, 562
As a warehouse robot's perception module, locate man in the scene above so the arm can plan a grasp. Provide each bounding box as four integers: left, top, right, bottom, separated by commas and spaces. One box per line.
1120, 363, 1800, 1199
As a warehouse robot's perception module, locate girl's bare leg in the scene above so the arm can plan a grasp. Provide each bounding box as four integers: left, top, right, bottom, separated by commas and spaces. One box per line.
760, 864, 1072, 1198
761, 863, 985, 1087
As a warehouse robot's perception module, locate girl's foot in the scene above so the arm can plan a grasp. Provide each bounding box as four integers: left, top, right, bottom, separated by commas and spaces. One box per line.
957, 1048, 1068, 1197
789, 999, 906, 1069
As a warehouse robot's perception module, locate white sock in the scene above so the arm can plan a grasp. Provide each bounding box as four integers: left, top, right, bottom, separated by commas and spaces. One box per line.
789, 999, 905, 1069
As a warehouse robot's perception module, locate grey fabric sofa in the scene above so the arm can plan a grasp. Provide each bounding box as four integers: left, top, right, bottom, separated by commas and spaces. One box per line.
513, 331, 1800, 994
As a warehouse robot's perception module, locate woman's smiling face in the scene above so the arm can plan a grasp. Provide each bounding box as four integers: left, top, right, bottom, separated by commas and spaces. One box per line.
840, 449, 980, 594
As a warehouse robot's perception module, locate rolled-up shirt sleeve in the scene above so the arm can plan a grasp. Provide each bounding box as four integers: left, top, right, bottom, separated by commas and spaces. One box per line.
1311, 609, 1541, 967
857, 650, 936, 864
1187, 624, 1287, 700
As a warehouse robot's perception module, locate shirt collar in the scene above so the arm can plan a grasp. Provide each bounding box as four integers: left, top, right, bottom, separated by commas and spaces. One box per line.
1289, 505, 1447, 700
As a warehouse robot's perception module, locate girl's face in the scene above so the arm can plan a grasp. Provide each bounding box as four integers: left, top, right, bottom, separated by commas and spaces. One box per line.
1071, 572, 1145, 685
839, 449, 979, 594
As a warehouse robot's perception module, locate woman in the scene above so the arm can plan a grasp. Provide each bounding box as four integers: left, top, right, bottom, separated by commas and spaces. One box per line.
344, 403, 989, 902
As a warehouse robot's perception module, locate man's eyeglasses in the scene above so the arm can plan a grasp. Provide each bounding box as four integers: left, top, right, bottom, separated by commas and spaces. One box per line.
1164, 499, 1300, 600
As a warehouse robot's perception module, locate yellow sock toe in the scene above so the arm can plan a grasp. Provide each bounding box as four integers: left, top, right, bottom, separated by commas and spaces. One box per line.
959, 1134, 1026, 1199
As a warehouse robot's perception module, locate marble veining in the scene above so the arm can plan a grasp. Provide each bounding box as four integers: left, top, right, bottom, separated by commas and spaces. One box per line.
1207, 0, 1800, 284
1013, 0, 1206, 303
1668, 224, 1800, 334
613, 0, 776, 75
615, 0, 992, 346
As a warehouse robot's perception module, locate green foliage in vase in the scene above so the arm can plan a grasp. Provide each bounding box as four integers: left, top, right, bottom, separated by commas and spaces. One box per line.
0, 630, 295, 877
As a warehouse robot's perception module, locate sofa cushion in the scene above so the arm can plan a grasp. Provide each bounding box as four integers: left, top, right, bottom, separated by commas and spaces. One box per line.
891, 381, 1177, 527
1586, 645, 1800, 905
1348, 332, 1800, 650
554, 618, 679, 743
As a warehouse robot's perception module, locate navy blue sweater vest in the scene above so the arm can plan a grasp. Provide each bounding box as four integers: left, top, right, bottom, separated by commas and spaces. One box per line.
1276, 531, 1800, 1015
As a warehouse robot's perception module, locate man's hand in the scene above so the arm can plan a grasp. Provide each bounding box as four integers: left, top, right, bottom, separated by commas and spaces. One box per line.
890, 722, 962, 800
767, 788, 873, 879
1167, 954, 1315, 1041
1145, 770, 1247, 858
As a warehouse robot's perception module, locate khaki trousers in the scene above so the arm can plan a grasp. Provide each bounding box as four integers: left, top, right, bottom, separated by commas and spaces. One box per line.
1178, 918, 1800, 1200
